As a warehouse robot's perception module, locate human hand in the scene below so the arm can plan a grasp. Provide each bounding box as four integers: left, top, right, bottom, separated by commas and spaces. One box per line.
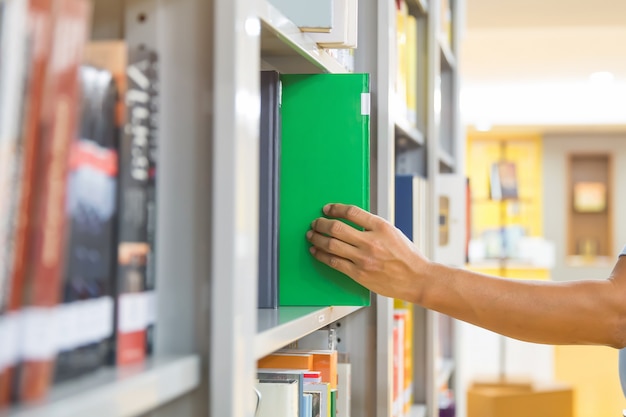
306, 203, 431, 303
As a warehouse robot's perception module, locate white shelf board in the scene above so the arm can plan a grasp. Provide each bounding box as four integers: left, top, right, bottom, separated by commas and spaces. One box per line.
259, 1, 349, 74
410, 403, 427, 417
395, 116, 426, 147
9, 355, 200, 417
438, 148, 455, 169
439, 39, 456, 70
256, 305, 363, 359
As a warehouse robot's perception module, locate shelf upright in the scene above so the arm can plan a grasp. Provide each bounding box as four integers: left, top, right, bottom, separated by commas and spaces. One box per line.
210, 0, 261, 416
124, 0, 213, 415
353, 0, 396, 415
426, 0, 442, 415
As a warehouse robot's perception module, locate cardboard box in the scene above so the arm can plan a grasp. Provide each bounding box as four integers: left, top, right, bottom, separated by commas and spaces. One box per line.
467, 381, 573, 417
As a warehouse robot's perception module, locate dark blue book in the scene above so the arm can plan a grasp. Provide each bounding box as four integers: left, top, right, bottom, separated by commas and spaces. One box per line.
258, 71, 281, 309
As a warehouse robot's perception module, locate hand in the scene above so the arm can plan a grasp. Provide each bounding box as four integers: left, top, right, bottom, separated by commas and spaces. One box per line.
306, 203, 431, 302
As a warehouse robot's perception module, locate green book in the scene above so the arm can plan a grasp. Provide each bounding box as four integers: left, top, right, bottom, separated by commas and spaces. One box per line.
330, 388, 337, 417
279, 73, 370, 306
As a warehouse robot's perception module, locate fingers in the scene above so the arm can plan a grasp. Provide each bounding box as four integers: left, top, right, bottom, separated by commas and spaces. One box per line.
307, 229, 360, 262
309, 246, 358, 279
323, 203, 381, 231
311, 217, 365, 248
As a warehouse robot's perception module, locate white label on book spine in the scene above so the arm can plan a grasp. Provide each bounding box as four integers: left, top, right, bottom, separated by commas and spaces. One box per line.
56, 297, 114, 351
22, 307, 59, 360
118, 292, 149, 333
145, 290, 157, 325
0, 312, 20, 370
361, 93, 371, 115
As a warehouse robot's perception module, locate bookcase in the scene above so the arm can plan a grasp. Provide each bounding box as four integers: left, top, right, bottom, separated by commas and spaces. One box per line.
5, 0, 464, 416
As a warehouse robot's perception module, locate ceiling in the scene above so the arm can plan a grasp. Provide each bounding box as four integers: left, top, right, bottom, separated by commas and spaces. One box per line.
461, 0, 626, 127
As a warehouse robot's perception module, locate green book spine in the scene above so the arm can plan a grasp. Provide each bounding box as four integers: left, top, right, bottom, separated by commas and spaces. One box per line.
330, 388, 337, 417
279, 73, 370, 306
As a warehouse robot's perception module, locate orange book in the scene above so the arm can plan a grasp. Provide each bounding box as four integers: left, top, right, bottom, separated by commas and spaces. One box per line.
257, 353, 313, 370
281, 349, 338, 389
18, 0, 91, 403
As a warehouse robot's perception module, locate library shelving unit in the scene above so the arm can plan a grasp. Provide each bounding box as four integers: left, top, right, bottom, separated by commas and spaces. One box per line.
6, 0, 464, 416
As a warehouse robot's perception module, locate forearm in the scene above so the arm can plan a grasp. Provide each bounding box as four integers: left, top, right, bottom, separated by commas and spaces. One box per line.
418, 262, 626, 348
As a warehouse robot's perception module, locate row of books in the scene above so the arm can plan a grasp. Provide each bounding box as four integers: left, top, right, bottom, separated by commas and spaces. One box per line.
256, 347, 351, 417
395, 0, 420, 127
257, 71, 371, 309
0, 0, 158, 407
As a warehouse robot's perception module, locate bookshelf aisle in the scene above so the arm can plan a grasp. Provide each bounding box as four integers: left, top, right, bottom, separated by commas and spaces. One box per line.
2, 0, 464, 416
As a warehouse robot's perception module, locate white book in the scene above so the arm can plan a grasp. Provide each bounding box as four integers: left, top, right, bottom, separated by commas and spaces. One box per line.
337, 362, 351, 417
307, 0, 358, 48
304, 382, 330, 417
256, 379, 299, 417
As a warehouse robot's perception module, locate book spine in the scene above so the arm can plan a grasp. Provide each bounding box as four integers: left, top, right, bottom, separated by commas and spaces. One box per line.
0, 0, 54, 406
18, 0, 90, 402
116, 47, 156, 366
54, 64, 119, 382
144, 49, 158, 357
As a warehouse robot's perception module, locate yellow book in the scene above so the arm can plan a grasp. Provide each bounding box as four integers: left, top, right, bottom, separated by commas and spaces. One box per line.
395, 0, 408, 117
405, 13, 418, 126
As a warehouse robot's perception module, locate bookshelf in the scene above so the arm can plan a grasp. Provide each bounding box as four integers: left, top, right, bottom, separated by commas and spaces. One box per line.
3, 0, 464, 416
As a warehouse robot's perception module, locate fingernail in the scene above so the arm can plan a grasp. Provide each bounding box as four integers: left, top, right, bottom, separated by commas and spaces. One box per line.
309, 246, 317, 254
306, 230, 313, 239
323, 204, 330, 214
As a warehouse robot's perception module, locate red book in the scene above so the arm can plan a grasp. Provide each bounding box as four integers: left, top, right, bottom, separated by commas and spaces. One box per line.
0, 0, 54, 407
18, 0, 91, 403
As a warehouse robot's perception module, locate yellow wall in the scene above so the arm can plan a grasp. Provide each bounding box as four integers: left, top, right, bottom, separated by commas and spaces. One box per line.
466, 132, 543, 238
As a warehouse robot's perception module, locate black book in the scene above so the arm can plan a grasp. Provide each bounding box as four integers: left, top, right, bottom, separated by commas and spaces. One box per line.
54, 65, 119, 383
258, 71, 281, 309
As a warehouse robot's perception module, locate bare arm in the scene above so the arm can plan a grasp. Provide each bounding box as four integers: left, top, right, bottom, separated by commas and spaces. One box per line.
307, 203, 626, 348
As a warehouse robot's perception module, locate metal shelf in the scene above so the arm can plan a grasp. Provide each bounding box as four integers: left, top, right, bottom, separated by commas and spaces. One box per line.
439, 39, 456, 70
9, 355, 201, 417
406, 0, 429, 15
438, 148, 455, 169
256, 305, 363, 359
395, 116, 426, 147
259, 0, 349, 74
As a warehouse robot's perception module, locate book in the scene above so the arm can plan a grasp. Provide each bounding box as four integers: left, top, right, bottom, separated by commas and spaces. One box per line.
303, 393, 313, 417
280, 349, 338, 389
256, 378, 300, 417
142, 48, 158, 358
0, 0, 54, 406
395, 175, 428, 251
405, 13, 418, 126
395, 0, 408, 119
18, 0, 91, 403
53, 63, 119, 383
258, 352, 313, 370
489, 161, 518, 201
257, 369, 308, 417
393, 303, 414, 414
392, 310, 406, 417
306, 0, 358, 48
258, 70, 281, 309
304, 381, 331, 417
115, 45, 159, 366
279, 73, 370, 307
336, 361, 351, 417
267, 0, 332, 33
